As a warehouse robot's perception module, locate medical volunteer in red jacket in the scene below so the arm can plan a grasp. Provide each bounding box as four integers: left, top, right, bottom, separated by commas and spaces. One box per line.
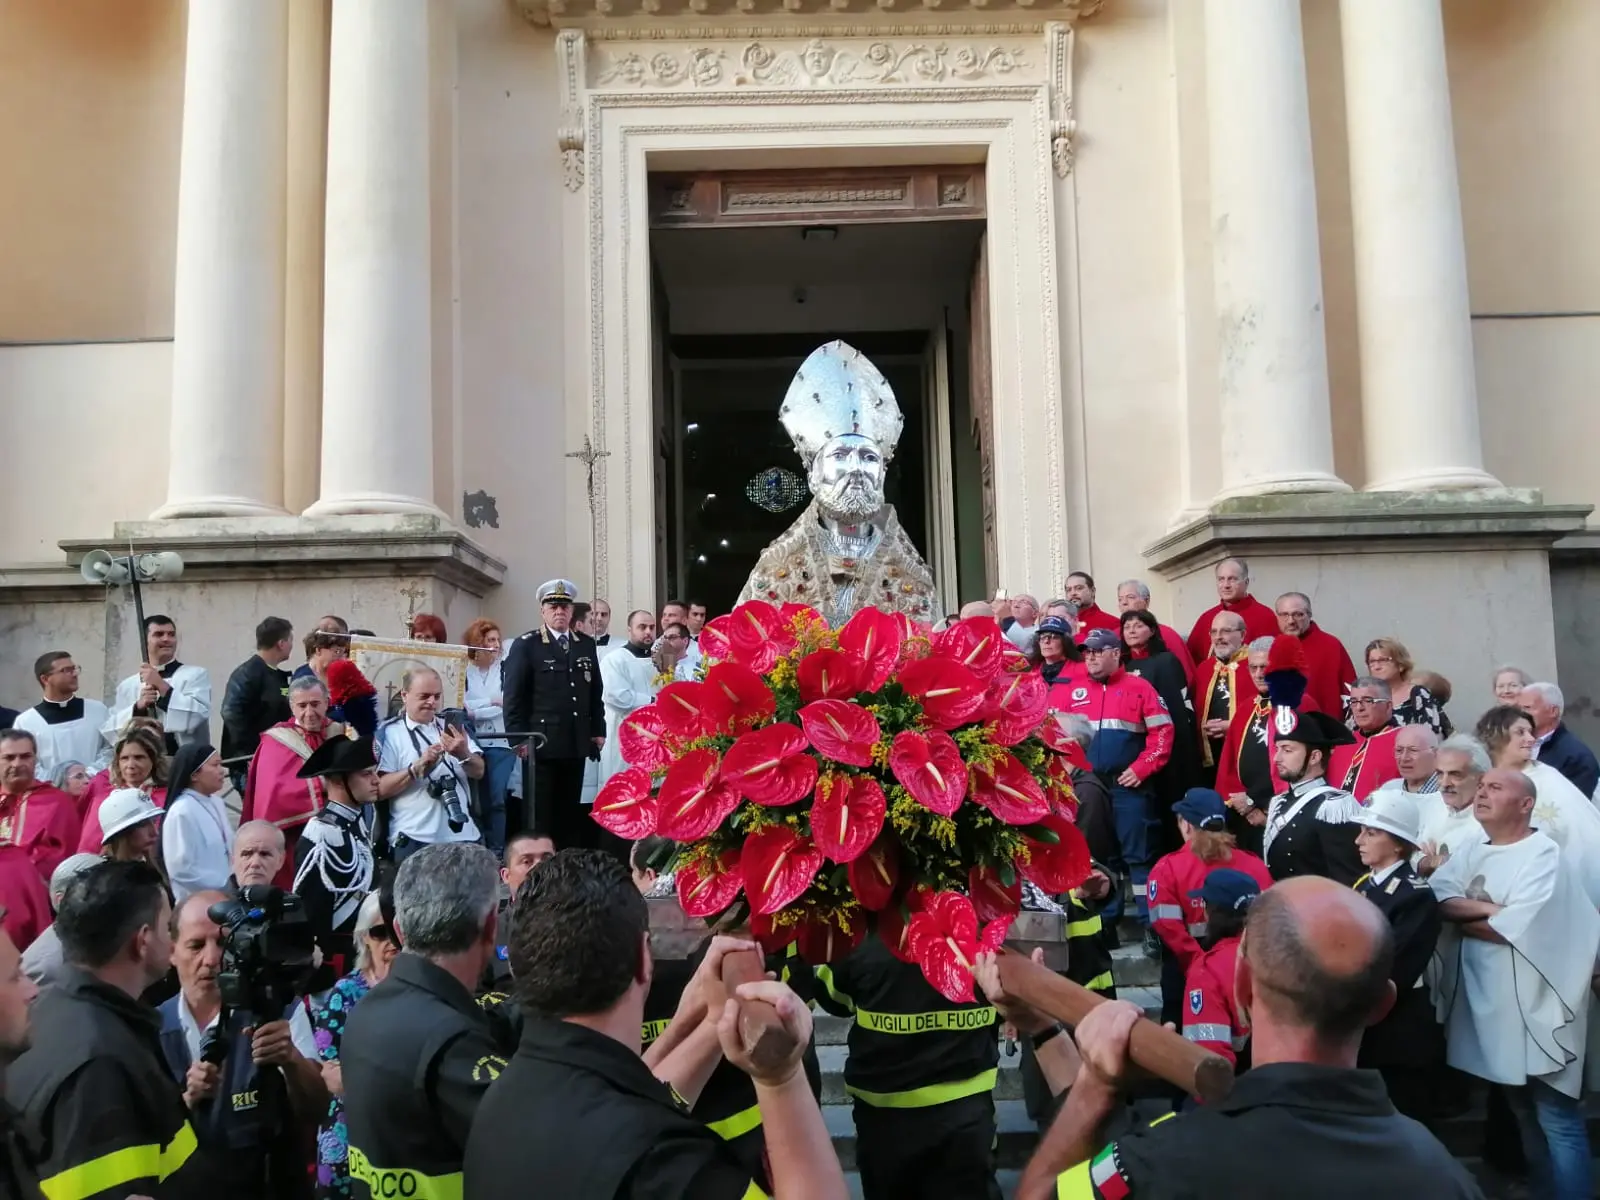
1180, 868, 1261, 1068
1053, 628, 1174, 951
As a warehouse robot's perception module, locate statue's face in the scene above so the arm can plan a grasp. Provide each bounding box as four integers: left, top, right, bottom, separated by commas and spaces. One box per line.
810, 435, 886, 520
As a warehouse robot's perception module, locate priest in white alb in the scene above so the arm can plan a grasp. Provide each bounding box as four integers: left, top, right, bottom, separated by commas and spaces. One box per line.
14, 651, 110, 781
1431, 767, 1600, 1200
103, 614, 211, 756
598, 609, 662, 786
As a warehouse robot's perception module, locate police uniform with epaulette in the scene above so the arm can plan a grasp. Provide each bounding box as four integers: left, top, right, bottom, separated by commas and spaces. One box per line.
502, 579, 606, 850
814, 930, 1003, 1200
339, 952, 506, 1200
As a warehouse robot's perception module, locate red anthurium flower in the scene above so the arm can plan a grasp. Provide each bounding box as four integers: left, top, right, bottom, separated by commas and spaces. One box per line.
590, 767, 659, 840
796, 650, 862, 704
1038, 711, 1093, 770
837, 608, 905, 693
968, 865, 1022, 922
889, 730, 969, 816
749, 910, 796, 956
703, 662, 777, 729
1018, 812, 1093, 894
1045, 755, 1081, 819
698, 614, 736, 664
933, 617, 1006, 683
897, 657, 986, 730
655, 681, 736, 740
796, 908, 865, 964
1000, 644, 1032, 675
726, 600, 784, 673
970, 750, 1050, 825
798, 700, 880, 769
848, 835, 901, 912
986, 671, 1050, 747
677, 848, 745, 919
878, 901, 918, 963
721, 723, 818, 807
742, 825, 825, 915
618, 706, 674, 771
906, 892, 1013, 1004
655, 749, 741, 841
810, 773, 886, 864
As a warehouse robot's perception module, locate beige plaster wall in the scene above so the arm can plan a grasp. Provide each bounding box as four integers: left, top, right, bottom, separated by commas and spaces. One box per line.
0, 0, 184, 342
1163, 546, 1559, 727
0, 343, 171, 562
453, 3, 570, 626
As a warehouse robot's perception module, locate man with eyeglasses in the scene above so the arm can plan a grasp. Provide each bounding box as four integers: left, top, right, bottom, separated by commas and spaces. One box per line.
1329, 678, 1403, 802
14, 651, 110, 781
1273, 592, 1355, 718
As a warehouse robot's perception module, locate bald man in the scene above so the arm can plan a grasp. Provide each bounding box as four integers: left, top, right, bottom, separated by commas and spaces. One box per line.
1018, 877, 1480, 1200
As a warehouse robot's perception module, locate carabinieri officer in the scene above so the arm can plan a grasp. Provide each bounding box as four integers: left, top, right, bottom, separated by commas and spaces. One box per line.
503, 579, 606, 851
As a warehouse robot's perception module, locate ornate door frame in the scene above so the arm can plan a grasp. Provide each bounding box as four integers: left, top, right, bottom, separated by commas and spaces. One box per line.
556, 23, 1086, 609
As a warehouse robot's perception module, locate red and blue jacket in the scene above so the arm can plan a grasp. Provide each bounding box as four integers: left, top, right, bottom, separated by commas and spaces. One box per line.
1052, 668, 1174, 785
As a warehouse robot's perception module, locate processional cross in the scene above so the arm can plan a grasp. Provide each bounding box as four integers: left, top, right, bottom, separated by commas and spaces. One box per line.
567, 434, 612, 589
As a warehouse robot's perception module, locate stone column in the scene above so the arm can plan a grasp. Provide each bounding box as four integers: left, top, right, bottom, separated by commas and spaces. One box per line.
153, 2, 289, 518
306, 0, 444, 518
1205, 0, 1348, 498
1341, 0, 1501, 491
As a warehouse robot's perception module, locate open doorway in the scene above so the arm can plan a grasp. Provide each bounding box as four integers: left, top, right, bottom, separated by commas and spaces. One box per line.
650, 200, 990, 615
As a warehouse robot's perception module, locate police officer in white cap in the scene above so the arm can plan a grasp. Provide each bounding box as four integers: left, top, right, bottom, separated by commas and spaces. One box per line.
1350, 788, 1444, 1121
503, 580, 606, 851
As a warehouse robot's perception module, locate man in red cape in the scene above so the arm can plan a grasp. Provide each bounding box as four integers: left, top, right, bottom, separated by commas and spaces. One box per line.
0, 729, 81, 883
1273, 592, 1356, 717
1328, 678, 1402, 801
1064, 572, 1121, 643
1185, 557, 1278, 665
1216, 635, 1319, 853
1193, 611, 1252, 786
242, 676, 334, 888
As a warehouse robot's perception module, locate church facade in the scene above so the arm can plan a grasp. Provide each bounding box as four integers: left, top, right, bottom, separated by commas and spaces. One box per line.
1, 0, 1597, 737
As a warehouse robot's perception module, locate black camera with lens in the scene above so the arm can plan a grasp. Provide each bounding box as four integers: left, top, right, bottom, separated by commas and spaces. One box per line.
426, 773, 468, 833
204, 885, 320, 1048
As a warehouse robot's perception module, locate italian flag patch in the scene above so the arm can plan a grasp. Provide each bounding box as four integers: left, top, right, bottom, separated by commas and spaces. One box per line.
1090, 1144, 1130, 1200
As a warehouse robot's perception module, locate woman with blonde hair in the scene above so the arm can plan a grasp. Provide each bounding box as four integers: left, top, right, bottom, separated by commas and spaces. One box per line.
1365, 636, 1450, 737
1492, 664, 1532, 706
77, 725, 169, 852
1144, 788, 1273, 1023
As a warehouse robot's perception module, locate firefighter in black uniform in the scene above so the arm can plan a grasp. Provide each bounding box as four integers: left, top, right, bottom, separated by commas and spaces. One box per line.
465, 850, 849, 1199
1022, 876, 1483, 1200
815, 915, 1004, 1200
8, 860, 199, 1199
1349, 789, 1444, 1123
340, 842, 507, 1200
503, 578, 606, 850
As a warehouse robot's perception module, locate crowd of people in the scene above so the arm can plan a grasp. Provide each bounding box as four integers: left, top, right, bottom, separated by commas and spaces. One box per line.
0, 555, 1592, 1197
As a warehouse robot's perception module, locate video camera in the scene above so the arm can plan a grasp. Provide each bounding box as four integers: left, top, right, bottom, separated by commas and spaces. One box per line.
204, 885, 320, 1052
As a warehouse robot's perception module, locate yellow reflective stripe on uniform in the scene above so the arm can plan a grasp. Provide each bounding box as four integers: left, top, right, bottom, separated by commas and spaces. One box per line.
845, 1068, 998, 1109
706, 1103, 763, 1140
1082, 970, 1114, 993
640, 1017, 671, 1044
1065, 915, 1101, 938
347, 1146, 463, 1200
740, 1182, 771, 1200
814, 965, 854, 1012
40, 1121, 197, 1200
1147, 1111, 1176, 1128
855, 1006, 996, 1035
1055, 1159, 1094, 1199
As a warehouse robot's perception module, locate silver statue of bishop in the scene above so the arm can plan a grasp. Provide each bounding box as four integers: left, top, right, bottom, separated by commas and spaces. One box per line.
738, 341, 937, 626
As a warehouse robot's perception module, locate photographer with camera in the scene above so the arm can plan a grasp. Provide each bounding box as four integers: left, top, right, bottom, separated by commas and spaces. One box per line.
340, 842, 505, 1200
156, 889, 326, 1200
376, 668, 484, 863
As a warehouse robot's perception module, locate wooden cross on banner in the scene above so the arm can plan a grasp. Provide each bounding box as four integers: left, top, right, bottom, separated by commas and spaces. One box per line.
567, 434, 611, 590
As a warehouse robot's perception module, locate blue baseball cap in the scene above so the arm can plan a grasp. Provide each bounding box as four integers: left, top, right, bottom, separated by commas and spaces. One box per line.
1189, 868, 1263, 912
1037, 616, 1072, 637
1082, 628, 1121, 652
1172, 787, 1228, 830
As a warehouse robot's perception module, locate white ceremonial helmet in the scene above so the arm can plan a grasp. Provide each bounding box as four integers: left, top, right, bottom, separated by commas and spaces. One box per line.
99, 788, 164, 844
1352, 789, 1422, 846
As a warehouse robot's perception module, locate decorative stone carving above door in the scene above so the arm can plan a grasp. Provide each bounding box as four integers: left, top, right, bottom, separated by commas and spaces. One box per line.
516, 0, 1101, 24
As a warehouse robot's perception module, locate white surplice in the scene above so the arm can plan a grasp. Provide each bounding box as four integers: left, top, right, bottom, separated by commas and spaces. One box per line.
15, 698, 111, 780
599, 648, 659, 784
105, 663, 212, 748
1431, 831, 1600, 1098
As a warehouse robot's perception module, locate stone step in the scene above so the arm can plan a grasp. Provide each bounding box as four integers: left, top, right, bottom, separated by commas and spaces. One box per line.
1110, 941, 1162, 989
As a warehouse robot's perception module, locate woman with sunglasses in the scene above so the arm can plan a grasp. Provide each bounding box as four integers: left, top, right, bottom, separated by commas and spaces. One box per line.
311, 887, 400, 1200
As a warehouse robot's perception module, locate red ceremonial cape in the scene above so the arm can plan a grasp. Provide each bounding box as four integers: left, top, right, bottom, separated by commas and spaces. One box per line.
243, 722, 328, 889
1071, 603, 1121, 643
0, 783, 82, 881
1215, 692, 1321, 802
1185, 595, 1278, 665
1297, 624, 1358, 718
77, 769, 111, 820
1328, 724, 1402, 802
1157, 623, 1196, 689
78, 786, 169, 854
1194, 655, 1252, 768
0, 845, 51, 951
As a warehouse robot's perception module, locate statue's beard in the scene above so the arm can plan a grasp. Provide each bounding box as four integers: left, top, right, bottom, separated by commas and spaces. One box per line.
815, 474, 883, 521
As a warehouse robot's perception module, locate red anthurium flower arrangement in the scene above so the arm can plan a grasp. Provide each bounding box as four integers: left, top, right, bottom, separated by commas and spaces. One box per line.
590, 600, 1093, 1003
